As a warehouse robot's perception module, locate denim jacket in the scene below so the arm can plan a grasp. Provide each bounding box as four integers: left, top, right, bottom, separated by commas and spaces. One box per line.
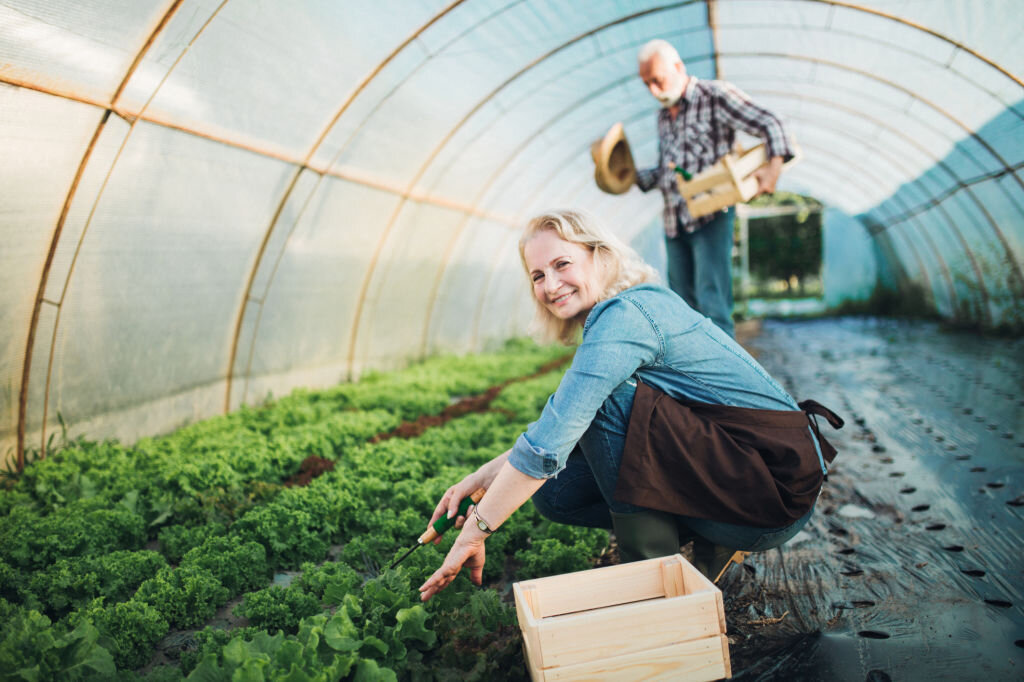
508, 283, 798, 479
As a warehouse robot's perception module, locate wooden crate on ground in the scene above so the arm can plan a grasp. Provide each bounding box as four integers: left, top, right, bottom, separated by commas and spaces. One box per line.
676, 143, 800, 219
512, 554, 730, 681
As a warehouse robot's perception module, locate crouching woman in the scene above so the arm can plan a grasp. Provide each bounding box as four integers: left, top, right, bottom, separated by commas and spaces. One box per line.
418, 210, 841, 601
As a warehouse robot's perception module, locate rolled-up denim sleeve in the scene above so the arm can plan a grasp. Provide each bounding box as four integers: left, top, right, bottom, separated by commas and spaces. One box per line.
508, 431, 561, 478
507, 296, 661, 479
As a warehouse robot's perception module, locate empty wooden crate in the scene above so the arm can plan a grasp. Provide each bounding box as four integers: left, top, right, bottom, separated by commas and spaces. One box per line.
676, 143, 800, 219
513, 554, 730, 681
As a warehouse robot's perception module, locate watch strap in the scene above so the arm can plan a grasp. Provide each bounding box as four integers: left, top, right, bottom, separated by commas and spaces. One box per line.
472, 508, 495, 534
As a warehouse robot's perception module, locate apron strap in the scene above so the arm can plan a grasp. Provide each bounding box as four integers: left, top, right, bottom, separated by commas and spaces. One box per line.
798, 399, 845, 430
798, 399, 844, 477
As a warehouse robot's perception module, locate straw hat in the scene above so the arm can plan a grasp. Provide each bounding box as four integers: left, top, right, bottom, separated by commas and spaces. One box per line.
591, 122, 636, 195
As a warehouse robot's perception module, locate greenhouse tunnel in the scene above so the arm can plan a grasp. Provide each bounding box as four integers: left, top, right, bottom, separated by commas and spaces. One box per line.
1, 0, 1022, 679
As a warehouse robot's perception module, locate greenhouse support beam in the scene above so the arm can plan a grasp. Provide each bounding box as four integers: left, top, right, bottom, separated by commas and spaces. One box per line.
782, 144, 957, 319
222, 0, 471, 411
15, 0, 189, 470
813, 0, 1022, 88
707, 0, 722, 79
16, 114, 109, 471
412, 30, 1021, 352
481, 51, 1024, 298
755, 99, 995, 324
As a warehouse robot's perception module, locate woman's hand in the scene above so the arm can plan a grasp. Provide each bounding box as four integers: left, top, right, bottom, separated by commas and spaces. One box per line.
426, 451, 509, 543
427, 473, 486, 544
419, 528, 486, 601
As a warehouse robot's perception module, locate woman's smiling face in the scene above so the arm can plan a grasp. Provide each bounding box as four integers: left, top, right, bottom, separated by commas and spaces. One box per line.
523, 229, 604, 320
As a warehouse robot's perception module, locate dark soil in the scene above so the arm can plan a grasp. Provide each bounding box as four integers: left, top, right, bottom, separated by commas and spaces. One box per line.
371, 354, 573, 443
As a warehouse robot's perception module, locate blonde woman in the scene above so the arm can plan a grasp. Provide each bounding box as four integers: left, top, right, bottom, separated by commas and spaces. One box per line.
419, 210, 841, 601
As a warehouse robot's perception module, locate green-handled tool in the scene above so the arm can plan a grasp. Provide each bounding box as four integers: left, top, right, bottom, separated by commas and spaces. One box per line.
389, 487, 486, 569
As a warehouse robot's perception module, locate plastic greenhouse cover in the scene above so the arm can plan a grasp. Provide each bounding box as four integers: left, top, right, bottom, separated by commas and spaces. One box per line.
2, 0, 1022, 463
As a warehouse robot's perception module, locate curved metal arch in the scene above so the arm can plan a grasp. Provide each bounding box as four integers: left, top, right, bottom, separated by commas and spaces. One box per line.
707, 0, 722, 78
343, 0, 713, 376
416, 52, 713, 357
418, 4, 1024, 207
472, 55, 1023, 298
734, 53, 1024, 194
15, 0, 190, 469
313, 0, 527, 177
789, 161, 937, 301
811, 0, 1022, 88
748, 92, 993, 321
421, 14, 1019, 209
785, 137, 960, 318
11, 0, 1021, 465
741, 88, 1024, 298
412, 40, 1020, 333
419, 24, 712, 195
720, 28, 1023, 118
222, 0, 470, 410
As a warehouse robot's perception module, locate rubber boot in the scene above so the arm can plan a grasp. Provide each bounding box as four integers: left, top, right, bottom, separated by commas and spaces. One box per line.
692, 537, 739, 582
611, 510, 681, 563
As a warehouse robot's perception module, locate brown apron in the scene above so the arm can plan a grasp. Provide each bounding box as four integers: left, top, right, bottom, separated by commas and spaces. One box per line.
614, 381, 844, 529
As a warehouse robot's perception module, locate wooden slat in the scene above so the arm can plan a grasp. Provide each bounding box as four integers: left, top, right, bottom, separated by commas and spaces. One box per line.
514, 583, 544, 668
522, 636, 544, 682
540, 634, 730, 682
536, 592, 721, 668
679, 559, 727, 635
517, 557, 673, 618
661, 556, 684, 597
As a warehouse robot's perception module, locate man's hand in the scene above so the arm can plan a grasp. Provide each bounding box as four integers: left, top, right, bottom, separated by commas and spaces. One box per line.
418, 528, 486, 601
752, 155, 784, 195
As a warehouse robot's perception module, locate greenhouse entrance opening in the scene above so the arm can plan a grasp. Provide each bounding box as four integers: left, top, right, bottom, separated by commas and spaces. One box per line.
735, 194, 825, 319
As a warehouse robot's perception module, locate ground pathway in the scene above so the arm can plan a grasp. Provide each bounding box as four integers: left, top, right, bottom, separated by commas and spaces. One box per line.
723, 317, 1024, 680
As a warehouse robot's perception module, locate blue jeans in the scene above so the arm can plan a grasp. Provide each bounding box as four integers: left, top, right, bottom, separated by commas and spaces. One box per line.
531, 380, 814, 552
666, 208, 735, 338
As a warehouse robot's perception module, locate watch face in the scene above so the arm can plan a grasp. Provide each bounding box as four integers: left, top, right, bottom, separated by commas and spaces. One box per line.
476, 518, 488, 532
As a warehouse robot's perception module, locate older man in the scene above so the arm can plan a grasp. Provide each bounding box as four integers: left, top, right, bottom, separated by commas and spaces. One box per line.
635, 39, 794, 338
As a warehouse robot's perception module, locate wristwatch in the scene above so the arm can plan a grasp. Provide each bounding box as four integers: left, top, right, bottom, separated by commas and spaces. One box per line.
471, 508, 495, 534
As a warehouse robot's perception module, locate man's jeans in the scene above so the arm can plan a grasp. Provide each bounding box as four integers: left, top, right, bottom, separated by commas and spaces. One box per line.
531, 379, 814, 552
665, 208, 735, 338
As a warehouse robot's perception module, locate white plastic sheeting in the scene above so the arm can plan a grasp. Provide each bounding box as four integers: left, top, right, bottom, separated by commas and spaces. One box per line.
1, 0, 1021, 468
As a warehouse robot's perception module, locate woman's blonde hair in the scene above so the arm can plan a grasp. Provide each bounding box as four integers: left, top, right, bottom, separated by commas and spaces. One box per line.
519, 210, 659, 345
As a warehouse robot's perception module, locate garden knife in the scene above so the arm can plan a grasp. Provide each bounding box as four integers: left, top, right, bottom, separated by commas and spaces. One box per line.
389, 487, 486, 569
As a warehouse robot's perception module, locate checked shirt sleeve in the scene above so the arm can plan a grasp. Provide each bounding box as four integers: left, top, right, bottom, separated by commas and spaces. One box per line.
636, 164, 661, 192
714, 81, 794, 162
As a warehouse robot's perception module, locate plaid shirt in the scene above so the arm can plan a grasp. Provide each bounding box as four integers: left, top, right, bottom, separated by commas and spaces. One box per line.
636, 77, 794, 237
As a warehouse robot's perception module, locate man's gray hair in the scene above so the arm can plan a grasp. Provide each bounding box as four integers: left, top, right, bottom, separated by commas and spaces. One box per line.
637, 39, 682, 66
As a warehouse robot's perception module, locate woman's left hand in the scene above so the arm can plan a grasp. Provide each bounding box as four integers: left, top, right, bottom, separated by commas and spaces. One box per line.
418, 529, 486, 601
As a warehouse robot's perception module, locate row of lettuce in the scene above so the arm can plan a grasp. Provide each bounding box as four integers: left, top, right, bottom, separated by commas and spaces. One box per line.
0, 340, 610, 681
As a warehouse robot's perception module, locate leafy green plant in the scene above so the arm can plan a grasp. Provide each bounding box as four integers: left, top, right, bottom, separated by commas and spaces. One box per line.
0, 504, 146, 570
135, 566, 230, 629
0, 340, 588, 676
157, 522, 227, 564
231, 503, 329, 570
69, 597, 168, 670
0, 608, 115, 681
26, 550, 166, 620
179, 535, 268, 595
514, 531, 608, 581
177, 626, 264, 676
233, 585, 322, 634
296, 560, 362, 607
